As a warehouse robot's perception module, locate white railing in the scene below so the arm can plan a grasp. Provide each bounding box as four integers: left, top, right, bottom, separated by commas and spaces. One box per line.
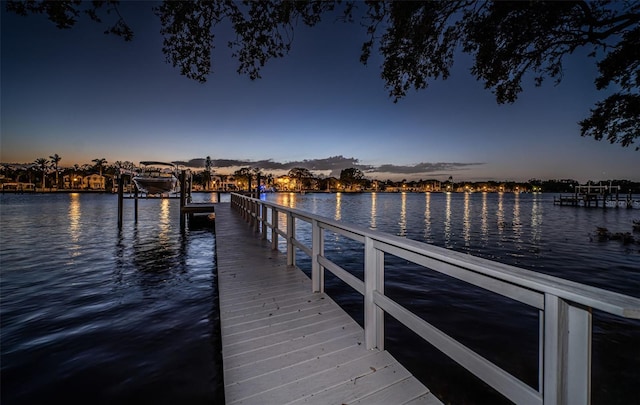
230, 193, 640, 405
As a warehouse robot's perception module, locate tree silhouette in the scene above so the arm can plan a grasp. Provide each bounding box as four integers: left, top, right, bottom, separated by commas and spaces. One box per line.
339, 167, 364, 191
251, 167, 265, 191
204, 156, 213, 190
287, 167, 312, 192
49, 153, 61, 188
34, 157, 49, 190
6, 1, 639, 149
233, 167, 252, 191
92, 158, 107, 177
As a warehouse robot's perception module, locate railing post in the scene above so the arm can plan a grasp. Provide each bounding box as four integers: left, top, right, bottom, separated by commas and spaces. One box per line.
271, 207, 279, 250
311, 219, 324, 293
286, 211, 295, 266
364, 236, 384, 350
543, 294, 592, 405
243, 197, 249, 222
179, 170, 187, 231
252, 200, 259, 233
261, 202, 267, 239
117, 174, 124, 229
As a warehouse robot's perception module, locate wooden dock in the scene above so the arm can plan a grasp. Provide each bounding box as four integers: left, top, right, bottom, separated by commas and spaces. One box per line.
214, 203, 441, 405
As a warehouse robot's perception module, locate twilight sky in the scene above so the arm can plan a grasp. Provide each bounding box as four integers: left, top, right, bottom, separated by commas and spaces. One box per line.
1, 2, 638, 182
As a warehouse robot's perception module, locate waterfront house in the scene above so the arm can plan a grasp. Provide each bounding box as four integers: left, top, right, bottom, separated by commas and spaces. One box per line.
83, 174, 105, 190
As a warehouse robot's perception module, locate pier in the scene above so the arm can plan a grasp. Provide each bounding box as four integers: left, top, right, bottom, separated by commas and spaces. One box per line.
553, 184, 635, 208
215, 205, 439, 404
216, 193, 640, 405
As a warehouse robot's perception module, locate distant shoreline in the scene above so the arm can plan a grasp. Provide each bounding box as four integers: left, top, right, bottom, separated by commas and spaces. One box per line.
1, 189, 535, 195
1, 189, 111, 194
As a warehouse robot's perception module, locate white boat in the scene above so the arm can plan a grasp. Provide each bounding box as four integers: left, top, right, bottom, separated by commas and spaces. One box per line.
132, 161, 179, 194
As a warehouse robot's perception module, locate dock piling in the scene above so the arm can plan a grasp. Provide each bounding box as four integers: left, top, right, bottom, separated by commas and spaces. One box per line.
117, 174, 124, 229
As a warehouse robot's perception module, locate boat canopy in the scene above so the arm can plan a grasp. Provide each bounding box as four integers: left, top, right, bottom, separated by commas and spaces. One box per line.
139, 161, 177, 167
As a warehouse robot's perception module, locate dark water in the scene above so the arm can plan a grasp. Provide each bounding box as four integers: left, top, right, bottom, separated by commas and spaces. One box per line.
264, 192, 640, 405
1, 192, 638, 405
1, 193, 224, 405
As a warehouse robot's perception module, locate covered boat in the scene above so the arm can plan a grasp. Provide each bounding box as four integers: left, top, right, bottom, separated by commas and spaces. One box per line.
132, 161, 179, 194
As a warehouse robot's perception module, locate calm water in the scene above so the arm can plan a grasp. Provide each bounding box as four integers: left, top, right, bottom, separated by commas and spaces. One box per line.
1, 193, 224, 405
1, 192, 638, 404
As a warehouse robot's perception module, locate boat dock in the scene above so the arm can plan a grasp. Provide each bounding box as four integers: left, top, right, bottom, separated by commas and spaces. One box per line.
214, 204, 440, 404
553, 184, 636, 208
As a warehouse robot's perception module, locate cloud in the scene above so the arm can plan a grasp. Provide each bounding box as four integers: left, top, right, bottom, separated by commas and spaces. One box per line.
173, 158, 206, 168
372, 162, 484, 175
183, 155, 484, 180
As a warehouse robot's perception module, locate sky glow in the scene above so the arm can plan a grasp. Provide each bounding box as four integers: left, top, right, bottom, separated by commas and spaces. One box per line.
1, 2, 638, 182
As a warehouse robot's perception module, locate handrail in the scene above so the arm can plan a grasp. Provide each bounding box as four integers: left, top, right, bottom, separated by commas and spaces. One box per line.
230, 193, 640, 405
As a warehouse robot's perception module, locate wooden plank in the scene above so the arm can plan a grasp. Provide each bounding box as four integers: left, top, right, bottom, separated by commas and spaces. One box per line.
222, 316, 358, 358
223, 299, 337, 330
224, 331, 364, 382
403, 394, 445, 405
223, 292, 328, 319
347, 377, 432, 404
286, 361, 412, 405
222, 281, 307, 300
225, 322, 363, 365
214, 203, 442, 405
224, 333, 373, 401
230, 351, 399, 405
221, 281, 314, 305
223, 306, 343, 338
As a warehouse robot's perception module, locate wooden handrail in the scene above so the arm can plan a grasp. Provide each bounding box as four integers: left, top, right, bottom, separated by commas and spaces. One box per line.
230, 193, 640, 404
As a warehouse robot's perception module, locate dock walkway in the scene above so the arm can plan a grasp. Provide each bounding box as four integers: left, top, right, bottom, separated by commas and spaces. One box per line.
214, 203, 441, 405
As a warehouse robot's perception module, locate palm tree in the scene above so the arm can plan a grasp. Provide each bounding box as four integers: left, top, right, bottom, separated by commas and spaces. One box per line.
92, 158, 107, 177
252, 167, 264, 192
22, 165, 35, 188
72, 164, 81, 189
266, 173, 274, 190
204, 156, 213, 191
34, 158, 49, 190
49, 153, 62, 188
218, 174, 228, 191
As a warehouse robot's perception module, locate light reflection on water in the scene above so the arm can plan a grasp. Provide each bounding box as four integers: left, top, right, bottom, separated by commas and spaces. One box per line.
481, 192, 489, 243
444, 192, 452, 247
463, 192, 471, 246
68, 193, 81, 244
531, 195, 543, 245
398, 192, 407, 237
513, 193, 522, 244
370, 192, 377, 230
423, 192, 432, 243
497, 192, 505, 240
